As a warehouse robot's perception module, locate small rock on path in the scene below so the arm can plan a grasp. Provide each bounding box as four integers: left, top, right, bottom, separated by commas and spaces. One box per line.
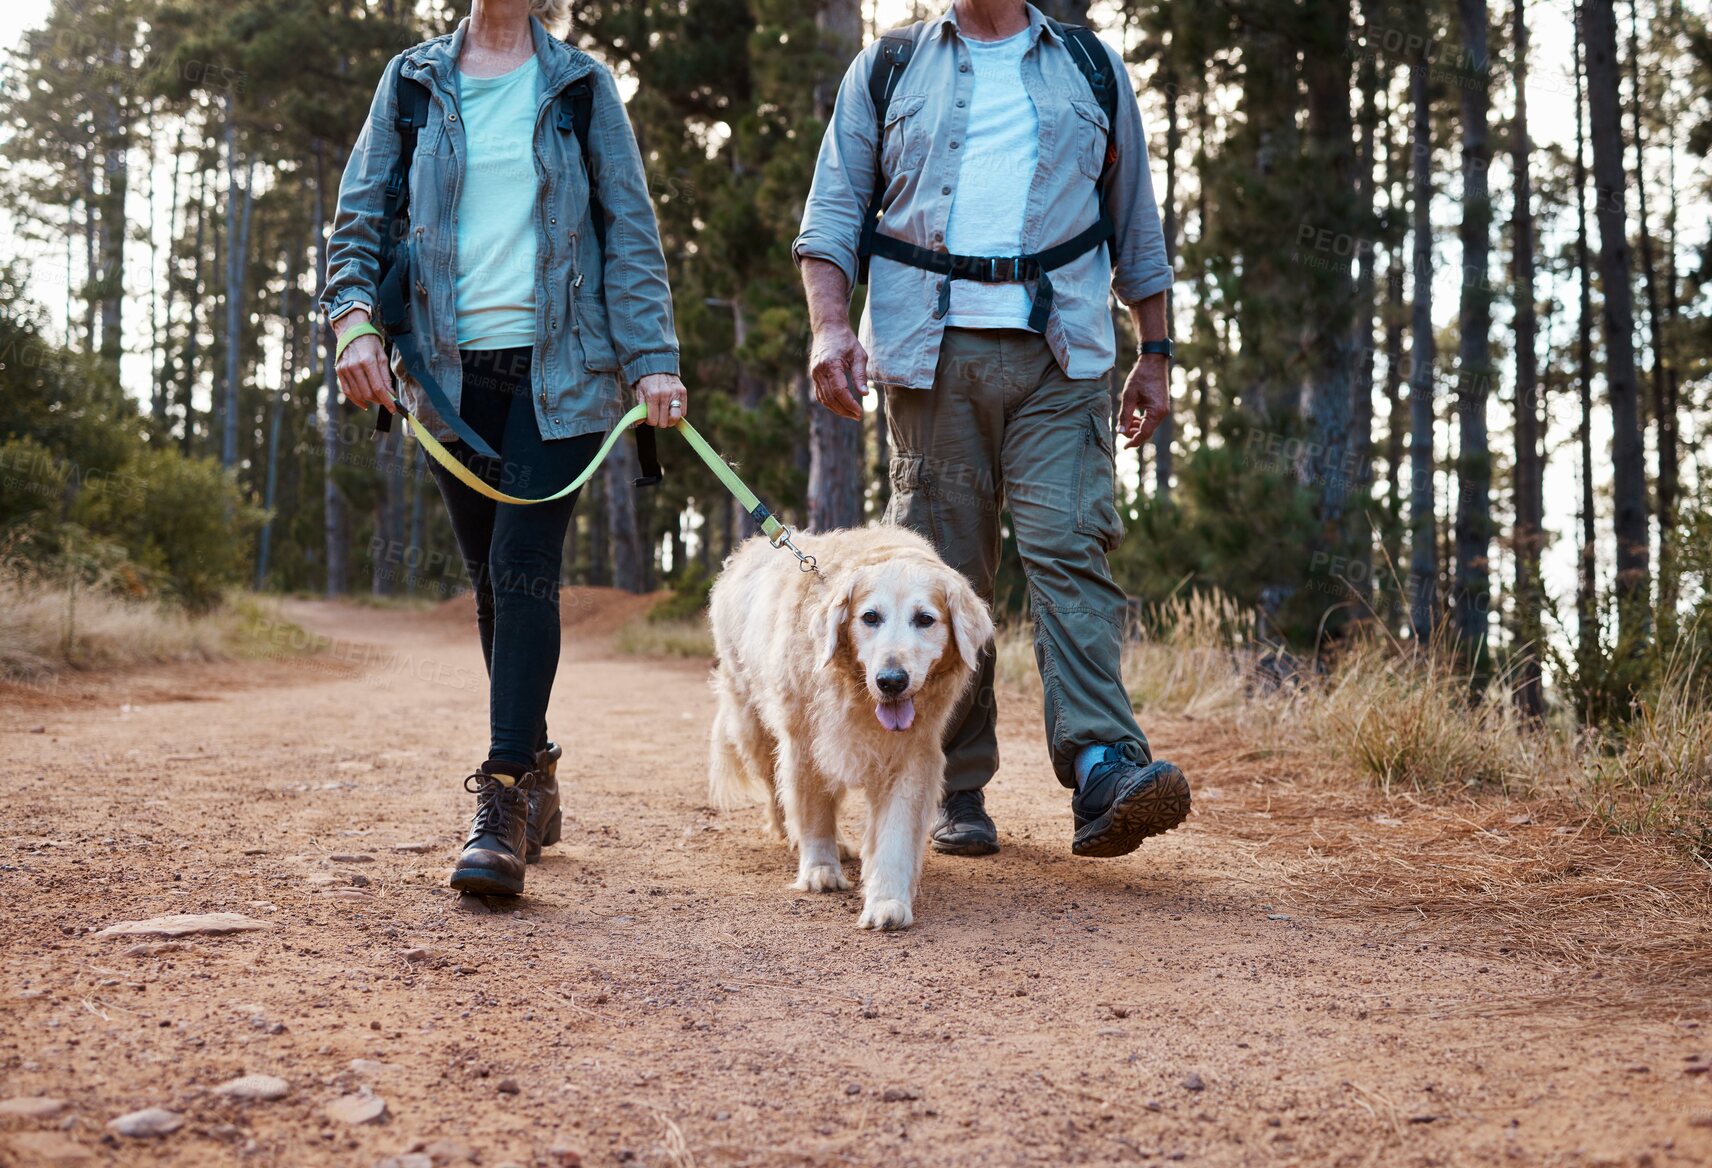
0, 1096, 68, 1118
97, 913, 271, 939
108, 1107, 184, 1137
326, 1092, 388, 1125
215, 1074, 289, 1102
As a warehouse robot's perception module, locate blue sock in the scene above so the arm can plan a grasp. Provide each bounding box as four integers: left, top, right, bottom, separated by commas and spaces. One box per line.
1074, 744, 1121, 788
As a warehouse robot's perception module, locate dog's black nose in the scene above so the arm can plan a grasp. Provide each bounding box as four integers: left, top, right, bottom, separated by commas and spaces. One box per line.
876, 668, 909, 697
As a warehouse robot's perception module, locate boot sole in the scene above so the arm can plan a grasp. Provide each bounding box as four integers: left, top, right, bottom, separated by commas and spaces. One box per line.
449, 867, 524, 896
1072, 763, 1191, 858
526, 809, 562, 865
931, 833, 1000, 857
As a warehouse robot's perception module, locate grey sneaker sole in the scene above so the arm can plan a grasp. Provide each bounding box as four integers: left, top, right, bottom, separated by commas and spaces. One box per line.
1072, 762, 1191, 858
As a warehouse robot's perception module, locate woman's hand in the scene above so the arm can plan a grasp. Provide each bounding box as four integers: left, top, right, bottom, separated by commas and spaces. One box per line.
333, 310, 395, 414
636, 373, 688, 428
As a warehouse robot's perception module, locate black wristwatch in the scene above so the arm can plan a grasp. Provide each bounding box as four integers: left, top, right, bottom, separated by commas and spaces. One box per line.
1140, 338, 1174, 361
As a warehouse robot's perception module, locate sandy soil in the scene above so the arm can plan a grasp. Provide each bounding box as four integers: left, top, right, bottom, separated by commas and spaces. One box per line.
1, 597, 1708, 1168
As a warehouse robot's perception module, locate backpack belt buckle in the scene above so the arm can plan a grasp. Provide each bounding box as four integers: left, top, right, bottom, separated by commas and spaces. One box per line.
986, 256, 1020, 282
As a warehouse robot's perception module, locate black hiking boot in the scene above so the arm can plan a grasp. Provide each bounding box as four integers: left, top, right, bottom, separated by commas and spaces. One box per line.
526, 740, 563, 864
1071, 757, 1191, 858
450, 765, 536, 896
931, 789, 1000, 856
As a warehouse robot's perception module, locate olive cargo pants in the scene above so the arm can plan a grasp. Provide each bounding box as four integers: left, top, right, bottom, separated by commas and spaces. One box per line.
883, 327, 1152, 792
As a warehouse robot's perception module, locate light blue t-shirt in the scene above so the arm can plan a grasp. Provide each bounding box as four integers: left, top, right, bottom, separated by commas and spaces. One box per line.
455, 57, 540, 350
943, 30, 1040, 331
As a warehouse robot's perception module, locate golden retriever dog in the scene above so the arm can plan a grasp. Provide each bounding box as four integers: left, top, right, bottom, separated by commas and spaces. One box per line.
707, 526, 994, 931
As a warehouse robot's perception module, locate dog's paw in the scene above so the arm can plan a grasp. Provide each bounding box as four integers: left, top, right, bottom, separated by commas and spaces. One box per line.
858, 898, 913, 931
793, 863, 851, 893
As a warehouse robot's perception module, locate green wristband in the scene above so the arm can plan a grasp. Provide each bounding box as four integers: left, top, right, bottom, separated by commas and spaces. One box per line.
335, 321, 384, 360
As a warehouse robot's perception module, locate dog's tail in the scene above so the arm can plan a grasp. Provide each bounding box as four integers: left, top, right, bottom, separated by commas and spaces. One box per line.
707, 668, 774, 811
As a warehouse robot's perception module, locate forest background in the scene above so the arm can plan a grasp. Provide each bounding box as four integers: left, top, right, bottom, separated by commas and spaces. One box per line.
2, 0, 1710, 852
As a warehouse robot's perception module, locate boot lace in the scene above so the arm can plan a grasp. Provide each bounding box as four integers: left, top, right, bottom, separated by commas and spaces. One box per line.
463, 772, 529, 837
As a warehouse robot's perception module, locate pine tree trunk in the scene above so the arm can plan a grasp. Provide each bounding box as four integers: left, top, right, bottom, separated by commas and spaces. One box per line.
808, 0, 864, 533
1453, 0, 1495, 677
1303, 0, 1357, 543
96, 50, 127, 380
1406, 53, 1437, 643
605, 443, 647, 593
1584, 0, 1650, 644
1628, 0, 1675, 628
1349, 0, 1383, 531
1573, 2, 1598, 663
222, 99, 255, 471
1154, 56, 1180, 504
1381, 82, 1407, 603
182, 166, 206, 455
1511, 0, 1544, 717
256, 249, 298, 591
315, 141, 349, 597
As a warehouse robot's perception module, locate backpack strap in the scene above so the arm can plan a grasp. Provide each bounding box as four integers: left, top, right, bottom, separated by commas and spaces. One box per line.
856, 24, 921, 285
1053, 22, 1119, 191
369, 70, 500, 457
557, 76, 606, 254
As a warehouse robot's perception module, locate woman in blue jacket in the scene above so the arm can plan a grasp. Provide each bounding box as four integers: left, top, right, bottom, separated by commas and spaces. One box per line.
322, 0, 684, 897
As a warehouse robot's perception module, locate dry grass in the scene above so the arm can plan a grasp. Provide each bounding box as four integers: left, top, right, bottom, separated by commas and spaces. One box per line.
0, 572, 308, 680
993, 588, 1712, 1012
614, 616, 716, 660
1283, 647, 1576, 796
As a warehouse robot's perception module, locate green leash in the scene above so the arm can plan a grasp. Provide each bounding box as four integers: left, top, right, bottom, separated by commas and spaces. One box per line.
397, 400, 822, 576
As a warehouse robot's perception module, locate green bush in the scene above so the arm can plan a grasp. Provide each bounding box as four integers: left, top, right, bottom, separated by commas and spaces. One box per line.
73, 449, 264, 612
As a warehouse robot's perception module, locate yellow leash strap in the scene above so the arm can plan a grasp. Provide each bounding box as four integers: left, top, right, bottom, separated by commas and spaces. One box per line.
396, 401, 822, 575
395, 396, 823, 575
398, 402, 648, 506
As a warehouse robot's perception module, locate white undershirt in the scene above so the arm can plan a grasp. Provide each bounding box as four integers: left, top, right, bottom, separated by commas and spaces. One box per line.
943, 29, 1040, 331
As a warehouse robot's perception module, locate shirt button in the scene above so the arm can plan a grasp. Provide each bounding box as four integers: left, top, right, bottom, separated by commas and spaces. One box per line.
942, 185, 951, 195
959, 63, 969, 73
956, 99, 966, 108
448, 113, 458, 122
549, 216, 557, 225
950, 141, 960, 150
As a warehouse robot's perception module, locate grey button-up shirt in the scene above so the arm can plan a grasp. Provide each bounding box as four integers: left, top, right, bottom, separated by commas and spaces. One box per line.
793, 4, 1171, 390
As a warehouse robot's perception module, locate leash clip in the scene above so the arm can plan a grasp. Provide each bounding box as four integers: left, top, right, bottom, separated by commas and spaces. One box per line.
770, 525, 824, 580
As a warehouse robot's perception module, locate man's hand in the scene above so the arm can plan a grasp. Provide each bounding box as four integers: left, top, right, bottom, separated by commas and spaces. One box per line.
1118, 354, 1170, 448
333, 309, 395, 414
808, 326, 869, 421
636, 372, 689, 428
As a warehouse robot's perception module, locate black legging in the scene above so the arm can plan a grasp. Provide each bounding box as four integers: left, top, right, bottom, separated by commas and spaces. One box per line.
429, 347, 602, 771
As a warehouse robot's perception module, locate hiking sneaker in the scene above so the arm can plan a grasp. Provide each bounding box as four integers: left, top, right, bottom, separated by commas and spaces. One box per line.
525, 740, 563, 864
450, 766, 536, 896
931, 789, 1000, 856
1070, 758, 1190, 858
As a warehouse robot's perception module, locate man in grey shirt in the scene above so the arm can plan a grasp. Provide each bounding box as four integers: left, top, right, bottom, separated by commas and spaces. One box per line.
794, 0, 1190, 858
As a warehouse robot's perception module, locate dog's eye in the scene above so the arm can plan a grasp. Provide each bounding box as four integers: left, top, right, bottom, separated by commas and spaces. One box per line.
913, 612, 937, 628
861, 610, 881, 627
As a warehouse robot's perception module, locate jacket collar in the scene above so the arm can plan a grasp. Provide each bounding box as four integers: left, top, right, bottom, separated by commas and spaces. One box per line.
927, 3, 1062, 45
402, 15, 593, 98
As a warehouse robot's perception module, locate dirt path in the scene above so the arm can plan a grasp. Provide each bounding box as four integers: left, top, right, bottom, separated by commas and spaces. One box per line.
1, 598, 1708, 1168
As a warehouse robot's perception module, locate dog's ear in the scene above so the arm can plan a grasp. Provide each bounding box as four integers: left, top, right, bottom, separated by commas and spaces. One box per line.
944, 573, 994, 675
815, 575, 857, 671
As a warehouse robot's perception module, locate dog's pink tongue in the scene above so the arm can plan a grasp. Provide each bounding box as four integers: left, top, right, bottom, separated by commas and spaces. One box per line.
875, 698, 916, 732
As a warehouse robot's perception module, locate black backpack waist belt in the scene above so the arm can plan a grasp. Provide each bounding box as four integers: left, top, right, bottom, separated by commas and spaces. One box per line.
865, 216, 1114, 334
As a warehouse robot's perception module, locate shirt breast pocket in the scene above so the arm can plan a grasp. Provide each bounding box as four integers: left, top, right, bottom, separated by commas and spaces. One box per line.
881, 94, 928, 178
1069, 98, 1110, 182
